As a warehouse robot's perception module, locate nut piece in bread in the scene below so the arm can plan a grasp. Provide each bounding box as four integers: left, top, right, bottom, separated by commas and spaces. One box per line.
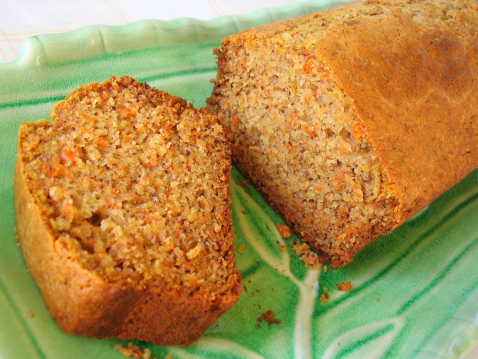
208, 0, 478, 268
15, 75, 242, 345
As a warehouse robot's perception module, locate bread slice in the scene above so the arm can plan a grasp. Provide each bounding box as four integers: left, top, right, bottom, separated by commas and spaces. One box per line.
14, 76, 241, 345
207, 0, 478, 268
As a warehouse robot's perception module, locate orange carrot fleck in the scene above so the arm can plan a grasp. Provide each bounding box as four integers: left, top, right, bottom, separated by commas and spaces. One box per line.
60, 150, 77, 164
162, 242, 175, 252
145, 156, 157, 169
232, 117, 241, 130
76, 126, 95, 135
55, 186, 67, 195
135, 126, 146, 134
339, 140, 351, 153
122, 108, 134, 118
123, 135, 132, 144
301, 123, 317, 137
83, 115, 95, 123
306, 92, 314, 103
303, 55, 317, 73
352, 125, 363, 141
48, 157, 61, 178
162, 124, 174, 132
95, 137, 109, 147
60, 202, 75, 221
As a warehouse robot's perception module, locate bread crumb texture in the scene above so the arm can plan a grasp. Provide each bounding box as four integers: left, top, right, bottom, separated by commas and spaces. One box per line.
208, 0, 478, 268
16, 75, 241, 344
20, 75, 238, 289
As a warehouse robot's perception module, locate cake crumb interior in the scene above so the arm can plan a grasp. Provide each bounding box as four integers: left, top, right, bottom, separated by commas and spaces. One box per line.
20, 76, 238, 296
208, 20, 403, 265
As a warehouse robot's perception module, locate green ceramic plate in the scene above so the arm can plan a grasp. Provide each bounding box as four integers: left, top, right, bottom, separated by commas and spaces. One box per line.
1, 1, 478, 358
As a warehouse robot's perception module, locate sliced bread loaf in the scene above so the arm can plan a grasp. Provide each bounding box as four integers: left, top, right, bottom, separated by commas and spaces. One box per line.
208, 0, 478, 268
15, 75, 241, 345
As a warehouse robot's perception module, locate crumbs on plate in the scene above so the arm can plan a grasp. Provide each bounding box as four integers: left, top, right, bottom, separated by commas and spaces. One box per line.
257, 310, 281, 328
276, 223, 291, 238
290, 241, 319, 270
336, 281, 353, 291
114, 343, 157, 359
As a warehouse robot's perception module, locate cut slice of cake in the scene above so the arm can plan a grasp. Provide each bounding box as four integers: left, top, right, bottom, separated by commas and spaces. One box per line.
208, 0, 478, 268
15, 75, 241, 345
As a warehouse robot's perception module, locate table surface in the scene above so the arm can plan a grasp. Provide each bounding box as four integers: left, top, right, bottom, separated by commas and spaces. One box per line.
1, 1, 477, 358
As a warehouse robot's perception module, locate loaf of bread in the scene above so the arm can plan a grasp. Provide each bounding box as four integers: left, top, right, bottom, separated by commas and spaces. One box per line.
208, 0, 478, 268
14, 76, 241, 345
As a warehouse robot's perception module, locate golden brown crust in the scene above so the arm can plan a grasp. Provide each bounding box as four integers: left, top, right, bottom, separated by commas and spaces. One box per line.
316, 1, 478, 223
15, 76, 241, 345
225, 0, 478, 222
15, 147, 133, 338
15, 157, 233, 343
208, 0, 478, 268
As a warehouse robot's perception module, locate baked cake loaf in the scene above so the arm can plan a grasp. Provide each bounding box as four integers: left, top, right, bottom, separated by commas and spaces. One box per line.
208, 0, 478, 268
14, 76, 241, 345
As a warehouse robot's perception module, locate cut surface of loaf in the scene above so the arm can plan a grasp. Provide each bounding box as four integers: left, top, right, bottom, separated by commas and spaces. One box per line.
208, 0, 478, 268
15, 75, 241, 345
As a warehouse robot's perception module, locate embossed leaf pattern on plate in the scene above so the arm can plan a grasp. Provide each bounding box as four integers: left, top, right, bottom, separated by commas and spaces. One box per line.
0, 1, 478, 358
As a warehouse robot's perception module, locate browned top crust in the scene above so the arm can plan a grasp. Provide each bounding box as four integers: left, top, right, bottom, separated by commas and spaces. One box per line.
221, 0, 478, 224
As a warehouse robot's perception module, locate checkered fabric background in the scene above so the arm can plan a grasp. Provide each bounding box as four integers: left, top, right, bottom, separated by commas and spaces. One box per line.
1, 1, 477, 358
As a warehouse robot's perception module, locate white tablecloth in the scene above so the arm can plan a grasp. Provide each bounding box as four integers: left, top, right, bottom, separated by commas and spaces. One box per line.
0, 0, 299, 63
1, 1, 477, 358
